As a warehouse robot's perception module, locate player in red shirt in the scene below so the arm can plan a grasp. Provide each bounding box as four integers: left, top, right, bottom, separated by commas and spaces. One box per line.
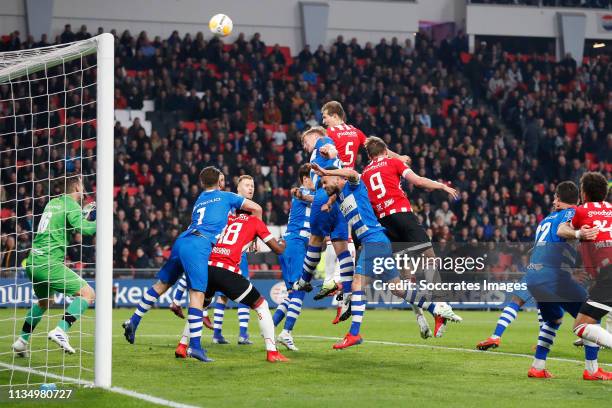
322, 100, 410, 168
559, 172, 612, 359
361, 136, 459, 338
174, 211, 289, 363
317, 102, 411, 302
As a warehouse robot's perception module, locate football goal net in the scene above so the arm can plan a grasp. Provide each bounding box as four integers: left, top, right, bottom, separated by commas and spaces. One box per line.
0, 33, 113, 389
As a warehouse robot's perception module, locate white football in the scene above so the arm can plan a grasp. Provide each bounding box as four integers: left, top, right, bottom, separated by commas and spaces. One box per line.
209, 14, 233, 37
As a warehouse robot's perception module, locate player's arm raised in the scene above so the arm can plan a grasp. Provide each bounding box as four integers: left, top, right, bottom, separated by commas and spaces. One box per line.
319, 144, 338, 159
66, 199, 96, 236
241, 198, 263, 219
291, 187, 314, 203
403, 169, 458, 200
311, 163, 359, 183
386, 149, 411, 166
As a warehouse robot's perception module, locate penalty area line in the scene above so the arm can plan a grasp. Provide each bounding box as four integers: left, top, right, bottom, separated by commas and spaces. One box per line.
0, 362, 200, 408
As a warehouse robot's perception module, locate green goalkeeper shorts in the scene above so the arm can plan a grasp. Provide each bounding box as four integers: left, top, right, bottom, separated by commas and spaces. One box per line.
25, 255, 87, 299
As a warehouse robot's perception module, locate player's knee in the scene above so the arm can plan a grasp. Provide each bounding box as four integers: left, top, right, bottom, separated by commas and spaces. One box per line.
218, 296, 228, 305
80, 285, 96, 305
38, 298, 52, 310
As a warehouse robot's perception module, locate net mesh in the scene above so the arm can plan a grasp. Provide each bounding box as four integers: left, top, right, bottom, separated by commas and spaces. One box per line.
0, 38, 99, 388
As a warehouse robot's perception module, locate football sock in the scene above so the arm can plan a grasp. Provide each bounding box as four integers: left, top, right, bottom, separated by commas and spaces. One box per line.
213, 301, 226, 338
284, 290, 305, 331
405, 289, 435, 315
20, 303, 45, 341
491, 302, 520, 339
130, 287, 160, 327
273, 297, 290, 326
188, 307, 203, 350
537, 308, 543, 328
238, 304, 250, 338
180, 321, 189, 346
253, 299, 276, 351
300, 245, 322, 282
338, 250, 354, 296
173, 275, 187, 304
583, 339, 600, 374
532, 321, 560, 369
57, 297, 89, 333
349, 290, 366, 336
574, 323, 612, 348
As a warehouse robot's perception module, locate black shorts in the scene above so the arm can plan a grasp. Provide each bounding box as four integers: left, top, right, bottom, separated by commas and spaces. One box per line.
379, 212, 432, 254
579, 265, 612, 320
204, 266, 261, 307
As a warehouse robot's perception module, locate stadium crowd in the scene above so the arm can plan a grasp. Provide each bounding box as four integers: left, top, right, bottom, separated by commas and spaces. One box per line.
0, 25, 610, 272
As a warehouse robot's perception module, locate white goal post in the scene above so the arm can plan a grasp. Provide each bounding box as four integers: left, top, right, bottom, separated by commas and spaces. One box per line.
0, 33, 114, 388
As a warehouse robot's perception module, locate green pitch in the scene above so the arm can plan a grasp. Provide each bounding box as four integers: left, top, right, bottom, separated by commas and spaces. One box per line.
0, 308, 610, 407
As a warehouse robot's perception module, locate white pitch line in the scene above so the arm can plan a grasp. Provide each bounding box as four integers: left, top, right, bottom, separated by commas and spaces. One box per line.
0, 362, 200, 408
112, 333, 611, 367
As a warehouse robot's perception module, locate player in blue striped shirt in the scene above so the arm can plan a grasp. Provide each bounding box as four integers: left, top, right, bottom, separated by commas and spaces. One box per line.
273, 164, 315, 351
293, 127, 355, 323
311, 163, 462, 349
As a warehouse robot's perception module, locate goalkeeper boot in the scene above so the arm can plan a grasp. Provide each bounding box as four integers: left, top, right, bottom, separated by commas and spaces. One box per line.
175, 343, 187, 358
266, 350, 290, 362
416, 314, 432, 339
476, 337, 501, 351
314, 280, 339, 301
203, 315, 213, 330
238, 335, 253, 345
333, 333, 363, 350
212, 334, 229, 344
277, 331, 299, 351
583, 368, 612, 381
292, 278, 313, 293
187, 347, 213, 363
169, 302, 185, 319
122, 320, 136, 344
48, 328, 75, 354
528, 367, 554, 379
12, 337, 29, 358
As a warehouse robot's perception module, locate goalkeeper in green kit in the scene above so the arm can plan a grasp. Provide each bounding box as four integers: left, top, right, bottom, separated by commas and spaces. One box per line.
12, 175, 97, 356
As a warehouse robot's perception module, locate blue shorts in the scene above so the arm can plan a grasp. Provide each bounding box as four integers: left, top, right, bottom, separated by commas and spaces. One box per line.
279, 234, 308, 289
310, 188, 348, 241
526, 267, 588, 322
239, 252, 249, 279
511, 275, 533, 303
157, 234, 213, 292
355, 232, 399, 281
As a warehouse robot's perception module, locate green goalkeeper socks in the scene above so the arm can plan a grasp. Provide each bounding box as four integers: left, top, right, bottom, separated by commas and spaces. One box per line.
20, 304, 46, 341
57, 297, 89, 333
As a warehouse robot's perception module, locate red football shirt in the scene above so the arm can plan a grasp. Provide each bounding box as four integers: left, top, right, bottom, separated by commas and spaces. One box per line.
326, 123, 366, 168
361, 156, 412, 218
209, 213, 273, 272
571, 201, 612, 276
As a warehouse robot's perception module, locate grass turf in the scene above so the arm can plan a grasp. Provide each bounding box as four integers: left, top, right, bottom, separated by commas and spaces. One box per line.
0, 308, 610, 407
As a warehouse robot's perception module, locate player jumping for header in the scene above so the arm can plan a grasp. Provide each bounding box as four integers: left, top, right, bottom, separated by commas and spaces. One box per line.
311, 163, 462, 349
